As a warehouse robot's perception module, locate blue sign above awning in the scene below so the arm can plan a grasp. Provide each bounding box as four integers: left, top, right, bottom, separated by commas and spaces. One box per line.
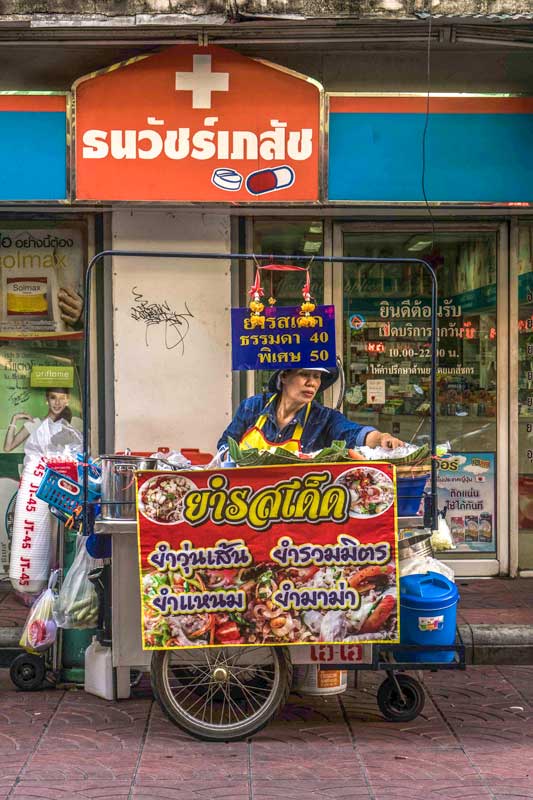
0, 94, 67, 201
328, 96, 533, 204
231, 305, 336, 371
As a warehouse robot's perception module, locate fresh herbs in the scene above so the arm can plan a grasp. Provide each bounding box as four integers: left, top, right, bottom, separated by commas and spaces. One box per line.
227, 437, 429, 467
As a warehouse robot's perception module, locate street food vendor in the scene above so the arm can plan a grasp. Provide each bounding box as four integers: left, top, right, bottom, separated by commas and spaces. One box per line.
218, 367, 404, 455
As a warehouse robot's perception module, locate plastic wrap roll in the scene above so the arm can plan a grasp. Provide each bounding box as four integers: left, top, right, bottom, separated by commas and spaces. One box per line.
9, 456, 54, 596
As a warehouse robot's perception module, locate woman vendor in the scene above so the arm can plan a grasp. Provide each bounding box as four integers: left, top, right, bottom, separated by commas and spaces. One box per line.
218, 367, 404, 455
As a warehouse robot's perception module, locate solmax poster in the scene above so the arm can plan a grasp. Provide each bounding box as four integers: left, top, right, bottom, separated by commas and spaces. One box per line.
136, 463, 399, 650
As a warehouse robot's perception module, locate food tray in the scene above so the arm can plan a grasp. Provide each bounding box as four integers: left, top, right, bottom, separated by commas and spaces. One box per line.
36, 467, 100, 523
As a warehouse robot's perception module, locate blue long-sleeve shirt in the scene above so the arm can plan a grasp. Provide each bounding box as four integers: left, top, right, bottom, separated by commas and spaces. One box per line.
217, 393, 376, 454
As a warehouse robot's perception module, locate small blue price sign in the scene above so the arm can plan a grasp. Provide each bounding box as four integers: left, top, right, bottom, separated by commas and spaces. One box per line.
231, 305, 336, 371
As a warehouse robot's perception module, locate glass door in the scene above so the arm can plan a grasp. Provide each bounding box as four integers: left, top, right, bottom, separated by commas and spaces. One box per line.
333, 222, 508, 577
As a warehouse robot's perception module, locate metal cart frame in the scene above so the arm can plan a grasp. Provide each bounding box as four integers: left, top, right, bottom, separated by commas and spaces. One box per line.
79, 249, 465, 739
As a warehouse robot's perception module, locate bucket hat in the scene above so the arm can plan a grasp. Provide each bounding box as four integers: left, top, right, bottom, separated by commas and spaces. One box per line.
268, 367, 339, 393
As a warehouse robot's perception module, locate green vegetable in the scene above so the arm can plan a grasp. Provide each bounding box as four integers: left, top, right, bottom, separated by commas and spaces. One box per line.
228, 437, 430, 467
229, 611, 252, 628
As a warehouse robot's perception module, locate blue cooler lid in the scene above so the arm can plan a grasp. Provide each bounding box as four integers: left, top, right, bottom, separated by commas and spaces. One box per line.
400, 571, 459, 610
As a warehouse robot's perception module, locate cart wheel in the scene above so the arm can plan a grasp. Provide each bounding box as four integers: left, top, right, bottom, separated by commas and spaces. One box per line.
151, 646, 292, 742
10, 653, 46, 691
377, 674, 425, 722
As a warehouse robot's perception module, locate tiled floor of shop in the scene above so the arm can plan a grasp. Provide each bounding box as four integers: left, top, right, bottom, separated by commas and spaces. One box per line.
1, 665, 533, 799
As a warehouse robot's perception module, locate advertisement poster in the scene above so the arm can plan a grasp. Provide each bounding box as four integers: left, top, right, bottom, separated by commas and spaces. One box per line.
0, 343, 83, 577
433, 452, 496, 552
136, 462, 399, 650
231, 305, 336, 371
0, 224, 84, 338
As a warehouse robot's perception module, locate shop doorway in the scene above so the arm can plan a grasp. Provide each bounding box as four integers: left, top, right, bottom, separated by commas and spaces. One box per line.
333, 222, 509, 577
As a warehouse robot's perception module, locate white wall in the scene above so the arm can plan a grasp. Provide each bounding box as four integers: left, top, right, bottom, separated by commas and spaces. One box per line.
111, 209, 232, 456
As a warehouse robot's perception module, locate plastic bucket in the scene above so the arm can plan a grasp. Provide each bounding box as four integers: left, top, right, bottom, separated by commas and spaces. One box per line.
396, 571, 459, 663
293, 665, 348, 695
397, 475, 427, 516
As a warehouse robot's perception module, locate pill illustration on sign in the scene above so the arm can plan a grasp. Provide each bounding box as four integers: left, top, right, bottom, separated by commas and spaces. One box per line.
211, 168, 243, 191
245, 166, 295, 195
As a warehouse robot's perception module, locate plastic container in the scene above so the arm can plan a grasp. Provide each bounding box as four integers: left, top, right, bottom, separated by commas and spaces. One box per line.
397, 475, 428, 516
84, 636, 114, 700
293, 665, 348, 695
36, 468, 100, 527
397, 571, 459, 663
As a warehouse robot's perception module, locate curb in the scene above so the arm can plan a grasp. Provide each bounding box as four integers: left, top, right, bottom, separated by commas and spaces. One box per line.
1, 625, 533, 669
459, 624, 533, 665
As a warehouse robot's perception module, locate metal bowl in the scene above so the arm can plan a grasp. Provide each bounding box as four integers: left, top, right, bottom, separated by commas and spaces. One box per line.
398, 532, 433, 561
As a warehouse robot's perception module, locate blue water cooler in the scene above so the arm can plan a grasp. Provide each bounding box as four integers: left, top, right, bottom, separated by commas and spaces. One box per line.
398, 572, 460, 663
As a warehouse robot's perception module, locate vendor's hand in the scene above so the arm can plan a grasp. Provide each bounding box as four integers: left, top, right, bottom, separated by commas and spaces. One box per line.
58, 287, 84, 326
377, 432, 404, 450
365, 430, 405, 450
13, 413, 33, 423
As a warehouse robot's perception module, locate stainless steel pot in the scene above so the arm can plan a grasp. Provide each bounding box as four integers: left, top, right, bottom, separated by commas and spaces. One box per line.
398, 532, 434, 562
100, 454, 160, 520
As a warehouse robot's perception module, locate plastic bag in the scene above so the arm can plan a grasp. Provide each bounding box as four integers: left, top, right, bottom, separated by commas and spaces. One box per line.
150, 449, 192, 469
54, 536, 100, 629
431, 515, 456, 552
24, 418, 83, 468
399, 554, 455, 582
19, 570, 59, 653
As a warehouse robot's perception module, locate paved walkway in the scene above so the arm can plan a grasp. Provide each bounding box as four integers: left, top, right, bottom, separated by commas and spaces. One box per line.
1, 664, 533, 800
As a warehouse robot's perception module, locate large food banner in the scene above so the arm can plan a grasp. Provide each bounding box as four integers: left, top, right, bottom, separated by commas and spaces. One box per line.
136, 463, 399, 650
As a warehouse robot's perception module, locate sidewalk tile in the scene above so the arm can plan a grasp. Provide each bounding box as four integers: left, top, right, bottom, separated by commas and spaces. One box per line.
361, 750, 477, 781
372, 783, 493, 799
0, 726, 45, 753
11, 783, 132, 800
21, 751, 140, 782
132, 785, 250, 799
251, 782, 371, 799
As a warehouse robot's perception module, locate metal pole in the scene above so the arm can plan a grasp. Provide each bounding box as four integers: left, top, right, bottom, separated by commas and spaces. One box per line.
82, 250, 438, 533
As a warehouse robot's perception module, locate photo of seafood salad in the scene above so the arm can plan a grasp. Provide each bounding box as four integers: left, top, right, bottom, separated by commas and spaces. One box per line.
141, 561, 397, 648
335, 467, 394, 518
139, 475, 197, 524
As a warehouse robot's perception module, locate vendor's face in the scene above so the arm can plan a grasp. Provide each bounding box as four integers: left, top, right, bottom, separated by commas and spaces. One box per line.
46, 391, 69, 419
280, 369, 322, 405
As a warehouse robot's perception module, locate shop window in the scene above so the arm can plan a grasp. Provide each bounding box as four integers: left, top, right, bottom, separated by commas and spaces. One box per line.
342, 230, 497, 554
517, 221, 533, 565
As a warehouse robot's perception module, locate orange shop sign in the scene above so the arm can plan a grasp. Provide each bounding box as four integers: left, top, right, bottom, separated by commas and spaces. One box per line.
74, 45, 321, 203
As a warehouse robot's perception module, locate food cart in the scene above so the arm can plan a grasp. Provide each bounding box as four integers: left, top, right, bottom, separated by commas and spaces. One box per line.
19, 250, 465, 741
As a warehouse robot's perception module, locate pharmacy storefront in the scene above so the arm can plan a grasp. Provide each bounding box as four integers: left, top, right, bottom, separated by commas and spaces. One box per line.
2, 44, 533, 578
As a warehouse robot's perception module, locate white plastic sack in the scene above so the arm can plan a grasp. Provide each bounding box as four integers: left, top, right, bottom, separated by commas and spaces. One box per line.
24, 417, 83, 467
9, 456, 54, 596
54, 536, 100, 629
431, 516, 456, 552
400, 554, 455, 582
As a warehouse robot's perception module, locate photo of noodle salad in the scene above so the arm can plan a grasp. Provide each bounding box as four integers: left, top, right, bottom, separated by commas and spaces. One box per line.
141, 561, 397, 649
139, 474, 197, 524
335, 467, 394, 518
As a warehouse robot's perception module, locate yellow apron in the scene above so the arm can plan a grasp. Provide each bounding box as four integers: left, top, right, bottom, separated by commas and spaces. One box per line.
240, 394, 311, 454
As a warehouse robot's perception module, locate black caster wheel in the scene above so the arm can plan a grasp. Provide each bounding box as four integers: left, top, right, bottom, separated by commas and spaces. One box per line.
377, 673, 425, 722
10, 653, 46, 691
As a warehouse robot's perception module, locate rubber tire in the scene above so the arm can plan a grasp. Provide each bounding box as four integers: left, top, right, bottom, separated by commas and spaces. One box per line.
377, 674, 425, 722
10, 653, 46, 691
151, 647, 293, 742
